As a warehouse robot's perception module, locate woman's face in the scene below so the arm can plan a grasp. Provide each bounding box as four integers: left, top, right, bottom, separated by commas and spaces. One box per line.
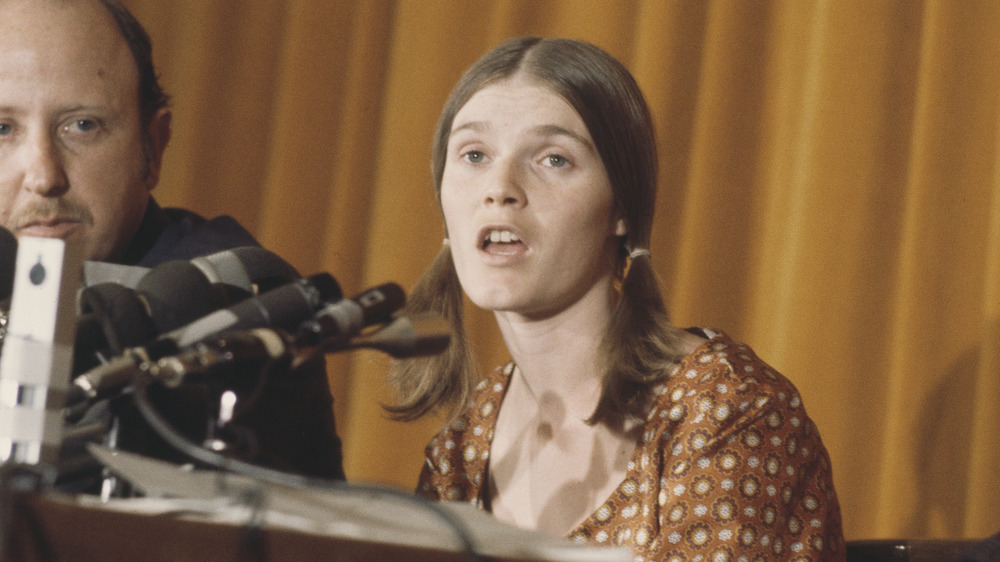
440, 75, 625, 319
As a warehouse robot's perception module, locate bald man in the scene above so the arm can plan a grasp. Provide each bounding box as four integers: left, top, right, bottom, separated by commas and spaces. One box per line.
0, 0, 345, 482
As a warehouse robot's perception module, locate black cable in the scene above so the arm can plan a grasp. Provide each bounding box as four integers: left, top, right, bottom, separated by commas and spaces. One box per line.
0, 463, 58, 562
130, 370, 486, 562
234, 487, 267, 562
11, 498, 57, 562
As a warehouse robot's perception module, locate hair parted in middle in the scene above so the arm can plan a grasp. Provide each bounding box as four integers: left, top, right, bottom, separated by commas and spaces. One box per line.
387, 36, 687, 427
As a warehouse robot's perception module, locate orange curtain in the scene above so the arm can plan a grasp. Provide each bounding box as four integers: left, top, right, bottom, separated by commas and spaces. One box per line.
122, 0, 1000, 542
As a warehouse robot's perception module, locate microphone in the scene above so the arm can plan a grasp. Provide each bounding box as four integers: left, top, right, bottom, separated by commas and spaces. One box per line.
70, 306, 448, 407
81, 246, 301, 294
69, 273, 341, 404
156, 283, 412, 381
135, 260, 232, 334
294, 282, 406, 347
71, 247, 303, 372
72, 260, 232, 374
97, 312, 451, 391
143, 328, 292, 388
81, 261, 148, 291
190, 246, 301, 294
0, 226, 18, 302
343, 313, 451, 358
161, 272, 341, 348
0, 227, 18, 356
74, 283, 159, 371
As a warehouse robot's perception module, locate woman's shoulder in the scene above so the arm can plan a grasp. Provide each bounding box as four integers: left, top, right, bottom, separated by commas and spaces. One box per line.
639, 329, 828, 473
648, 329, 809, 423
672, 329, 798, 392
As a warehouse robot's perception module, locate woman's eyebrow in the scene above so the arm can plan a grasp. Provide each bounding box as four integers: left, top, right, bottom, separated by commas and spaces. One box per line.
529, 124, 592, 148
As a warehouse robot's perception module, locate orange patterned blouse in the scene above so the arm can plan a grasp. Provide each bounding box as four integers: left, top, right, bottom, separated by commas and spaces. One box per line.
416, 330, 845, 561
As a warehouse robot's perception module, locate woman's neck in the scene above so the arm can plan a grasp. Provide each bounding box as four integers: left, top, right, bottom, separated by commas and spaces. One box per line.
486, 280, 644, 536
493, 280, 617, 418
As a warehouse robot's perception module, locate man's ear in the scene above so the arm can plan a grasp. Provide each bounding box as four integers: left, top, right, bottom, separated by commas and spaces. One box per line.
145, 108, 172, 190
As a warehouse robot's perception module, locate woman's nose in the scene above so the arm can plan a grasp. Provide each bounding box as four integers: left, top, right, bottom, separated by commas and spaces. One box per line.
482, 157, 526, 208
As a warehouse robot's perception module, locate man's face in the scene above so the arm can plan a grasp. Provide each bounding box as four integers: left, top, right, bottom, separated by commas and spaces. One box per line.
0, 0, 169, 262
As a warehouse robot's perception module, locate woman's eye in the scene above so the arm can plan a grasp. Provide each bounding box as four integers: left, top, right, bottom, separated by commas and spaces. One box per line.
463, 150, 485, 163
545, 154, 568, 168
71, 119, 97, 133
0, 123, 11, 136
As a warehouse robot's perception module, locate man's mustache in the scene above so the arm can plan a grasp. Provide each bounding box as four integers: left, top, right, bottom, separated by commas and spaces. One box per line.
9, 199, 94, 231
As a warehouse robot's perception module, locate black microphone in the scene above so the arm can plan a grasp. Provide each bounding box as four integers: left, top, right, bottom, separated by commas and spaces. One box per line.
125, 311, 450, 388
69, 273, 341, 404
135, 260, 232, 334
145, 328, 292, 387
294, 282, 406, 347
81, 246, 301, 294
0, 227, 18, 354
95, 282, 405, 390
161, 272, 341, 348
74, 283, 159, 371
190, 246, 301, 294
0, 226, 18, 302
72, 260, 232, 374
344, 313, 451, 358
71, 311, 450, 405
71, 247, 304, 371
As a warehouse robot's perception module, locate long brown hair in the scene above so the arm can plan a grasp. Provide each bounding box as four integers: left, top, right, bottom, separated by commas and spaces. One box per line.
387, 37, 686, 425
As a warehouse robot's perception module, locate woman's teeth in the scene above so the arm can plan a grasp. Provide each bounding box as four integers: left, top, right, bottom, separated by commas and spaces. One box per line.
488, 230, 519, 243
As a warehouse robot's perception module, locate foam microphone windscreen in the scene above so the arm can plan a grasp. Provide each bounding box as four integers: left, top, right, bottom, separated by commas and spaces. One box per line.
225, 246, 301, 292
135, 260, 229, 334
76, 283, 159, 355
75, 283, 160, 374
0, 226, 18, 301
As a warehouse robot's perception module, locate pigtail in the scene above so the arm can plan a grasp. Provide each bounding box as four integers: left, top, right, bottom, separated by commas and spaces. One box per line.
385, 245, 477, 421
591, 251, 687, 426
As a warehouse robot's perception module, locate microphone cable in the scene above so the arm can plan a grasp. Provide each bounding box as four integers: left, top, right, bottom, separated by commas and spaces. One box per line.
129, 369, 486, 562
0, 463, 58, 562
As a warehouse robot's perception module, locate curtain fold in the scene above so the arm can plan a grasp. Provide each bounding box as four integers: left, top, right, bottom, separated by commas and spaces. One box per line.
121, 0, 1000, 541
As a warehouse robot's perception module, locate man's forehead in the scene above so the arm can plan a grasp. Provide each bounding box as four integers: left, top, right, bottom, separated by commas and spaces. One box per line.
0, 0, 122, 46
0, 0, 135, 85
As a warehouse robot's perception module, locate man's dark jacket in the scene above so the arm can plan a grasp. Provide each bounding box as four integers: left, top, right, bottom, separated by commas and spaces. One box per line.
77, 199, 345, 482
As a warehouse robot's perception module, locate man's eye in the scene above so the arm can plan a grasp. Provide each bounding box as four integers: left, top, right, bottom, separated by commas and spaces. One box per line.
0, 123, 11, 136
463, 150, 485, 163
59, 119, 100, 136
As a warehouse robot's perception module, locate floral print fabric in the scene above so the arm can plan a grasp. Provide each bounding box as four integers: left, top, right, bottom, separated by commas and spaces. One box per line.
417, 331, 845, 561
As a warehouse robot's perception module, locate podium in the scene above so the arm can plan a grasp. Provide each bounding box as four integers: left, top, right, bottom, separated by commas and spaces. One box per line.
1, 449, 631, 562
5, 492, 538, 561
